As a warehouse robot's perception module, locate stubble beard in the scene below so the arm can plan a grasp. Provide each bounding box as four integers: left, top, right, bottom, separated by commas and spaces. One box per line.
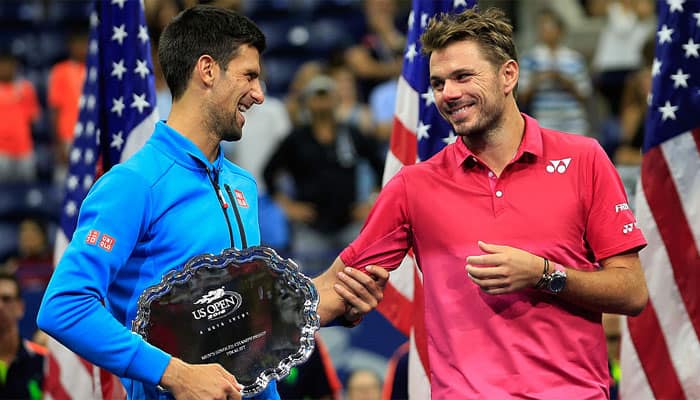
206, 104, 242, 142
453, 96, 504, 148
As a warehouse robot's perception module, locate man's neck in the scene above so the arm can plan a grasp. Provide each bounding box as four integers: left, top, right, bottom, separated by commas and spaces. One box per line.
463, 105, 525, 176
168, 101, 220, 163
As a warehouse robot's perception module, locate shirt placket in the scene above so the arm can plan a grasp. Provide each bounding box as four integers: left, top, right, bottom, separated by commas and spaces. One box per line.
487, 169, 506, 215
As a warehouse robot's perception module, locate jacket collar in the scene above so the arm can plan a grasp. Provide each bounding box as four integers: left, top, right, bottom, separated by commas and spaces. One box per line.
149, 121, 224, 172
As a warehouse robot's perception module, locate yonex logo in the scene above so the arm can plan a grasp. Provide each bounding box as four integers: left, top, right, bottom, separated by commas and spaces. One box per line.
622, 223, 638, 234
546, 158, 572, 174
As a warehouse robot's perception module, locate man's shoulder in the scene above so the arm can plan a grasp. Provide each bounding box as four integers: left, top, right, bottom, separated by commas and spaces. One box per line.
393, 145, 453, 180
222, 158, 256, 182
541, 127, 600, 151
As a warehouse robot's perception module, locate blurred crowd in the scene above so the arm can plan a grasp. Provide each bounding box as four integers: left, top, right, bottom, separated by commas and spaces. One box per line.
0, 0, 655, 398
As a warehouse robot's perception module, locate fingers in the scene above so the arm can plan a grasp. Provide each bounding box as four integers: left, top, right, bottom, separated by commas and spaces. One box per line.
477, 240, 508, 253
217, 365, 243, 400
335, 270, 380, 311
365, 265, 389, 287
466, 254, 503, 266
466, 265, 506, 280
467, 273, 512, 294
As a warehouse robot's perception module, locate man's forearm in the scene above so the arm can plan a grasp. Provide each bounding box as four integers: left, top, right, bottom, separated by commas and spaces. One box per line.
556, 253, 648, 315
313, 258, 349, 325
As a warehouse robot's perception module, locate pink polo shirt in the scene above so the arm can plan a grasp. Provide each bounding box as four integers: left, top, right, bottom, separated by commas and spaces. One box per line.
340, 114, 646, 399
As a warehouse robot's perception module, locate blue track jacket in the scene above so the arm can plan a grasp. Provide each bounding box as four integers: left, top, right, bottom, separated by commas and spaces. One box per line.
38, 122, 279, 399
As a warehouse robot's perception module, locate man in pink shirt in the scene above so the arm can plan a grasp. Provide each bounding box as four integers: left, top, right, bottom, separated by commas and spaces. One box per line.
314, 8, 648, 399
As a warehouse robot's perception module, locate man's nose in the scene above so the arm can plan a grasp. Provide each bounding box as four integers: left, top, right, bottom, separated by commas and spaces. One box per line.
251, 81, 265, 105
442, 79, 461, 99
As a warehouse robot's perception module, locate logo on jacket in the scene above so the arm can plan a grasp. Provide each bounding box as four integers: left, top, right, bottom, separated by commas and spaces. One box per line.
85, 230, 116, 252
546, 158, 572, 174
192, 287, 243, 321
234, 189, 248, 208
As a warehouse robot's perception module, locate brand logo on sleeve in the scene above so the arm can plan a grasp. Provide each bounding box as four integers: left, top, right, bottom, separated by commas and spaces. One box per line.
98, 234, 115, 252
86, 230, 100, 245
622, 222, 638, 234
546, 158, 572, 174
615, 203, 630, 212
234, 189, 249, 208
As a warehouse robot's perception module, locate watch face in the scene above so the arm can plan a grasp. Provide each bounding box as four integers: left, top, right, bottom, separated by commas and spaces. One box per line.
548, 272, 566, 293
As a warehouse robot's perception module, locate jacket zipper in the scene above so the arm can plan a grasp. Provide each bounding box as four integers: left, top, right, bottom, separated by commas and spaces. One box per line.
224, 184, 248, 248
205, 167, 234, 248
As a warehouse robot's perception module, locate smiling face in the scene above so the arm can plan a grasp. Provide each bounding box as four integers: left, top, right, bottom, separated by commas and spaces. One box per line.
204, 44, 264, 142
429, 40, 511, 138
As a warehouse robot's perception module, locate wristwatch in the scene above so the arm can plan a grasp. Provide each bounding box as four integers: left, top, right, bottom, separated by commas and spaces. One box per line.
544, 262, 567, 294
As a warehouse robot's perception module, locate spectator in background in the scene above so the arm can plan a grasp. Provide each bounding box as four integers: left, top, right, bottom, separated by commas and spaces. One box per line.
344, 0, 405, 101
592, 0, 655, 119
328, 63, 375, 137
345, 369, 382, 400
328, 63, 380, 203
615, 36, 654, 165
1, 218, 53, 340
0, 271, 45, 400
47, 28, 88, 182
0, 51, 40, 183
368, 73, 398, 143
285, 61, 323, 127
264, 75, 384, 275
518, 8, 592, 136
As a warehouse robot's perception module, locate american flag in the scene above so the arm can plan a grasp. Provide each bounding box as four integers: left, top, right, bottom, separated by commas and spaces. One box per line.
47, 0, 158, 398
377, 0, 475, 398
620, 1, 700, 399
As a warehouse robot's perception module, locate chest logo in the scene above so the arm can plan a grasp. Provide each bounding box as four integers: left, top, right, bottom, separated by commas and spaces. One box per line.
234, 189, 249, 208
546, 158, 572, 174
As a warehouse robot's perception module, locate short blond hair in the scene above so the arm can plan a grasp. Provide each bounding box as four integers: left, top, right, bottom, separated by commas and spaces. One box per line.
421, 8, 517, 69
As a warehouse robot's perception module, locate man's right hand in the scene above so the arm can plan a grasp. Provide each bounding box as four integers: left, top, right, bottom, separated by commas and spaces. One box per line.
160, 357, 243, 400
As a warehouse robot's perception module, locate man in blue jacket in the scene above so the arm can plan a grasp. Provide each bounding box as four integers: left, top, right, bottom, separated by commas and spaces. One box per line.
38, 6, 387, 400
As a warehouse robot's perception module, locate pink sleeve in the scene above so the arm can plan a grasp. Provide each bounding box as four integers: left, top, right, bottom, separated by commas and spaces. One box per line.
340, 173, 412, 272
585, 142, 647, 260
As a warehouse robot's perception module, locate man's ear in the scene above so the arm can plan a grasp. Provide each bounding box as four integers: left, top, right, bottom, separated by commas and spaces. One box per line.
501, 59, 519, 96
194, 54, 217, 88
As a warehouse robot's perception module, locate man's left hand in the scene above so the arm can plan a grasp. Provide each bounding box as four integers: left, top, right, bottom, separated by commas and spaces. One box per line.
466, 241, 543, 295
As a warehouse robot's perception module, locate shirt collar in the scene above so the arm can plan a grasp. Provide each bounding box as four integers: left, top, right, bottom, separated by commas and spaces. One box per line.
452, 113, 543, 167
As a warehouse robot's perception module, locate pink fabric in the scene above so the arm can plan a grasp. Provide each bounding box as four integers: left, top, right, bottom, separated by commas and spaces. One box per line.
340, 114, 646, 399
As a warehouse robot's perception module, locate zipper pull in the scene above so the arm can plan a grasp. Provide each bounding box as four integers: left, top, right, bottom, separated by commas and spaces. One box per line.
217, 188, 229, 209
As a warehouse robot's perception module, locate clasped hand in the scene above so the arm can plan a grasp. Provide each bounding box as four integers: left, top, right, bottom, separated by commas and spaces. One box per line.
334, 265, 389, 322
466, 241, 543, 295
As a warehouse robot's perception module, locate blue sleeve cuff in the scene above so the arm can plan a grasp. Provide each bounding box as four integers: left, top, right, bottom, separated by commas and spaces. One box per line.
125, 339, 172, 386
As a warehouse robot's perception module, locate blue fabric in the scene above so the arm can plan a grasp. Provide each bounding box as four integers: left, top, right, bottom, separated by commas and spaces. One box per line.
38, 122, 278, 399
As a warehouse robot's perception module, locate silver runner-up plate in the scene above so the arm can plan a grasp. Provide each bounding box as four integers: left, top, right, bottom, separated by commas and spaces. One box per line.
131, 246, 320, 396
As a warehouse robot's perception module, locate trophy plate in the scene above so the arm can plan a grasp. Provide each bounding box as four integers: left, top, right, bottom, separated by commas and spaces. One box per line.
131, 246, 320, 396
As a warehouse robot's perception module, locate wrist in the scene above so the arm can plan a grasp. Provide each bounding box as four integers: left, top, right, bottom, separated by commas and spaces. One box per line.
160, 357, 184, 391
537, 260, 567, 294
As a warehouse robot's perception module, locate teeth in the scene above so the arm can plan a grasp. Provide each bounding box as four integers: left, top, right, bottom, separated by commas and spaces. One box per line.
449, 106, 468, 115
238, 105, 247, 113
